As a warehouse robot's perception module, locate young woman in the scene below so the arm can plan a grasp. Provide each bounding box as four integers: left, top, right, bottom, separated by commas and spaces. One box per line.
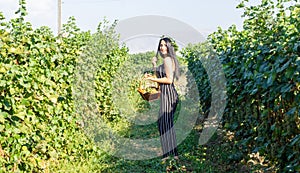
145, 37, 180, 161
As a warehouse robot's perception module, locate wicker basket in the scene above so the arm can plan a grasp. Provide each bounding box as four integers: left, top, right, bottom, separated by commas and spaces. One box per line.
137, 76, 160, 101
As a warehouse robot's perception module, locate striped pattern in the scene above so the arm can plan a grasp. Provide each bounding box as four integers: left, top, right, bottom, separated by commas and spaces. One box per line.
156, 64, 179, 158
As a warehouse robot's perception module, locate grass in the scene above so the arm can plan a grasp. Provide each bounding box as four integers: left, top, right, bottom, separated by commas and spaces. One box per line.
48, 118, 278, 173
47, 108, 256, 173
48, 99, 261, 172
97, 127, 249, 173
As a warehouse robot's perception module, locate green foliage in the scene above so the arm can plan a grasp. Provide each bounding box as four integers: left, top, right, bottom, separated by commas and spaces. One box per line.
182, 0, 299, 172
0, 1, 128, 172
181, 42, 212, 117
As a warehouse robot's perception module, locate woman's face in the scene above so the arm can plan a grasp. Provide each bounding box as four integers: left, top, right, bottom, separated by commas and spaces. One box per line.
159, 40, 168, 55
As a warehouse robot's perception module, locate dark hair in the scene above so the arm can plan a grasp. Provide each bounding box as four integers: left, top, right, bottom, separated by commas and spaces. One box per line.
156, 37, 180, 80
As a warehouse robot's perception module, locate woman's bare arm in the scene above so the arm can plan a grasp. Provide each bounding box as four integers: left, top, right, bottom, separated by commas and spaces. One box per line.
146, 56, 174, 84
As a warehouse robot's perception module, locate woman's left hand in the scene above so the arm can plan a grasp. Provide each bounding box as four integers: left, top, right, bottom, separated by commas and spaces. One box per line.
144, 73, 152, 78
145, 76, 154, 81
144, 74, 156, 81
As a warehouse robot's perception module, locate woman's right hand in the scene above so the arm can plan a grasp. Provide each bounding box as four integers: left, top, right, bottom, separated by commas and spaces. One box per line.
144, 73, 152, 78
152, 56, 157, 67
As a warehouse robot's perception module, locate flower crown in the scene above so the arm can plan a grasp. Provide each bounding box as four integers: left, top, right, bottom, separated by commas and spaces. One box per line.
160, 35, 178, 52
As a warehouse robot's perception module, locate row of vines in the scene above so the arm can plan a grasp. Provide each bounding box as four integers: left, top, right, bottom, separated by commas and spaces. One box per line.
182, 0, 299, 172
0, 0, 130, 172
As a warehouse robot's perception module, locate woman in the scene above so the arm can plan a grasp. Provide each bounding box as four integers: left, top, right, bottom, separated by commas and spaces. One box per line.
145, 37, 180, 161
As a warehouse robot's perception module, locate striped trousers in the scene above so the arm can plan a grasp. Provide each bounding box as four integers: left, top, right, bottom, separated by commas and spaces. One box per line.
158, 89, 178, 158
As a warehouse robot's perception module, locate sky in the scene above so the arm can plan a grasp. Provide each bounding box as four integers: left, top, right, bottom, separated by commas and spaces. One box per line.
0, 0, 261, 52
0, 0, 263, 34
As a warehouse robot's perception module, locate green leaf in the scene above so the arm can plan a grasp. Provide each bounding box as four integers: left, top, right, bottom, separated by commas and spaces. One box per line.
236, 2, 245, 8
267, 72, 276, 87
278, 59, 292, 73
21, 98, 30, 106
14, 111, 26, 120
3, 99, 11, 110
289, 134, 300, 146
48, 94, 59, 104
285, 67, 296, 79
281, 84, 292, 93
286, 107, 296, 115
0, 111, 9, 123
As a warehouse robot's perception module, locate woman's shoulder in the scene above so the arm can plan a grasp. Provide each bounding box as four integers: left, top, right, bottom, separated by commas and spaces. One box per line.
163, 56, 173, 64
163, 56, 172, 60
164, 56, 175, 65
